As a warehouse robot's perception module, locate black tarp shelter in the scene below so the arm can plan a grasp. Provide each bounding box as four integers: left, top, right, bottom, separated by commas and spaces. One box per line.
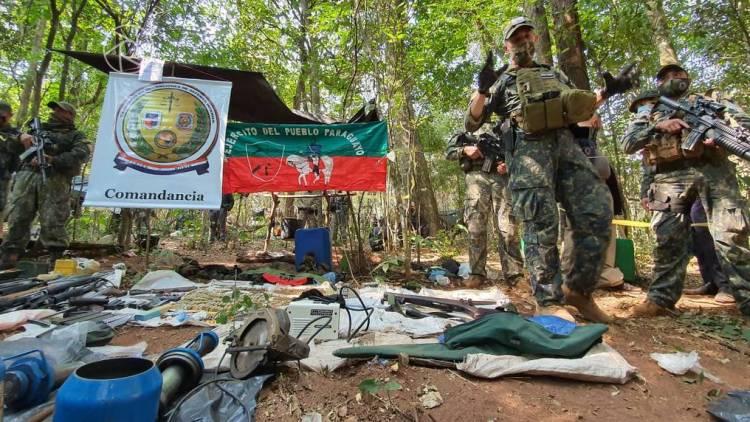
55, 50, 379, 124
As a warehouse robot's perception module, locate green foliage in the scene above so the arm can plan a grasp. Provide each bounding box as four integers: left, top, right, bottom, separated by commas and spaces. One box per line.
371, 256, 402, 276
425, 225, 468, 259
358, 378, 402, 395
681, 314, 750, 344
4, 0, 749, 257
215, 287, 259, 324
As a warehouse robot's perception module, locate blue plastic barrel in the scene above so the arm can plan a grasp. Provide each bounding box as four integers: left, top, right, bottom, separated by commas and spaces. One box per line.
295, 228, 333, 271
54, 357, 162, 422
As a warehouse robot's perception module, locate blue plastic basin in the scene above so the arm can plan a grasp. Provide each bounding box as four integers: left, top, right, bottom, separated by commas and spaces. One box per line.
54, 357, 162, 422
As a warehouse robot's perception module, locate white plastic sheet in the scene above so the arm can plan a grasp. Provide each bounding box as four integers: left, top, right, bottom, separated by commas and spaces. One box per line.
131, 270, 198, 292
296, 332, 434, 373
338, 286, 509, 338
89, 341, 148, 358
650, 350, 721, 383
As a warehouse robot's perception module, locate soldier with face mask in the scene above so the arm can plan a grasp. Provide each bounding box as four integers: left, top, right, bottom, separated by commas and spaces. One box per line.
620, 64, 750, 317
465, 17, 637, 322
0, 101, 90, 269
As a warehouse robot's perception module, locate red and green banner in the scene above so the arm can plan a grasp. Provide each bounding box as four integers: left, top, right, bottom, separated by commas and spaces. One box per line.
222, 121, 388, 193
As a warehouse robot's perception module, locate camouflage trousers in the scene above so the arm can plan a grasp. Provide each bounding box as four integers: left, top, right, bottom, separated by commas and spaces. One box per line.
209, 209, 229, 242
1, 170, 72, 253
0, 177, 9, 216
509, 129, 612, 306
330, 211, 349, 243
646, 161, 750, 315
464, 171, 524, 281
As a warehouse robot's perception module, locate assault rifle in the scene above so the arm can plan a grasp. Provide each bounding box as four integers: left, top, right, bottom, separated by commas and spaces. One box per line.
658, 96, 750, 161
456, 132, 506, 173
19, 117, 52, 182
383, 292, 499, 320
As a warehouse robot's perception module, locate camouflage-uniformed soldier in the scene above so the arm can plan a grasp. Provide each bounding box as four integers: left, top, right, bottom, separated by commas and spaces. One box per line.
209, 193, 234, 242
465, 17, 635, 322
445, 129, 524, 288
0, 101, 90, 268
328, 191, 349, 243
296, 191, 322, 229
0, 101, 20, 226
620, 64, 750, 316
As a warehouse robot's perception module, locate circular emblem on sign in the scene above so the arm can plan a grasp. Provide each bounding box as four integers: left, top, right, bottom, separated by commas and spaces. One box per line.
114, 82, 218, 173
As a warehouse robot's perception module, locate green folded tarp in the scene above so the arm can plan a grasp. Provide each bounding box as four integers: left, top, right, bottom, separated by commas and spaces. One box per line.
334, 312, 608, 362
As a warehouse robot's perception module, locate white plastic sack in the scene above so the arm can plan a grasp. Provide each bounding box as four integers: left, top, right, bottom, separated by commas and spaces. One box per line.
0, 309, 57, 331
457, 343, 638, 384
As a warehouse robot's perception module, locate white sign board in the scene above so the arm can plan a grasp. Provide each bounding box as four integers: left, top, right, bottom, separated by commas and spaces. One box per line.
84, 73, 231, 209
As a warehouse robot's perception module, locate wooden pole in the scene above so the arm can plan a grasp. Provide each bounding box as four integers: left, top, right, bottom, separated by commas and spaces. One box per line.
145, 211, 151, 269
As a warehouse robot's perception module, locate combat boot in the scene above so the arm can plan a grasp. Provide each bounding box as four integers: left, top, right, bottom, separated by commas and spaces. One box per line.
462, 274, 486, 289
563, 285, 613, 323
535, 304, 575, 322
0, 252, 19, 270
631, 300, 672, 317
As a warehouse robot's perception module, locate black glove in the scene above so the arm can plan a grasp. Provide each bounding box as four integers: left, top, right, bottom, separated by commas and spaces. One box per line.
477, 52, 498, 95
601, 63, 640, 99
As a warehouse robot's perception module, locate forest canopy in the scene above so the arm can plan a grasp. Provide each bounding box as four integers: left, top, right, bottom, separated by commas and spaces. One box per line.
1, 0, 749, 235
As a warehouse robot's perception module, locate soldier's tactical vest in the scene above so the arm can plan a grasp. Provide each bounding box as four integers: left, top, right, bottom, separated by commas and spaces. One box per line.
645, 94, 704, 165
513, 67, 597, 134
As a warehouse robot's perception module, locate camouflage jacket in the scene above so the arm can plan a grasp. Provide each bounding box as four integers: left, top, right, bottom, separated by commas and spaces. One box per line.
464, 63, 573, 133
0, 124, 21, 179
620, 94, 750, 156
9, 118, 90, 177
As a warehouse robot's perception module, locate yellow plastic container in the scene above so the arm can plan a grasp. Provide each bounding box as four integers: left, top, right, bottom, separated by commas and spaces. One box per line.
53, 259, 78, 275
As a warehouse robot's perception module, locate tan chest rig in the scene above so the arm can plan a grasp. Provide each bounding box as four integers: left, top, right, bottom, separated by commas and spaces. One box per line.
645, 95, 704, 165
512, 67, 597, 134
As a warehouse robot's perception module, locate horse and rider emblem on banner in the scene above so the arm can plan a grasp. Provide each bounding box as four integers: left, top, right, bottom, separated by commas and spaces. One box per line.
114, 82, 219, 175
286, 143, 334, 186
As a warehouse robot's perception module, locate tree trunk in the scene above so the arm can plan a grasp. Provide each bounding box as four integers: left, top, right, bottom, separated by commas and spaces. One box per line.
382, 0, 441, 237
525, 0, 554, 65
644, 0, 679, 66
550, 0, 591, 90
293, 0, 311, 112
59, 0, 88, 101
31, 0, 65, 118
17, 18, 47, 125
727, 0, 750, 61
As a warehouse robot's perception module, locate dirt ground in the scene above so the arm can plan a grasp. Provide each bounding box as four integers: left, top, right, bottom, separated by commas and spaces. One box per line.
105, 244, 750, 422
